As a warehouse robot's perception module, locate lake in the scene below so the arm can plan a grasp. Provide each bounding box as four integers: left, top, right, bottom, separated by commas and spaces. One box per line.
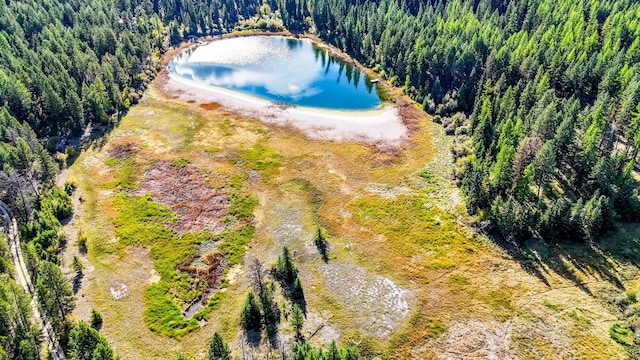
169, 36, 382, 111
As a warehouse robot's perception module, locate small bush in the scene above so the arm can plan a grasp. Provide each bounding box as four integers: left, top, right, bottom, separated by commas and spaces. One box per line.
229, 194, 258, 221
239, 144, 280, 179
77, 232, 88, 253
64, 179, 77, 195
171, 158, 191, 168
90, 309, 103, 329
610, 322, 634, 346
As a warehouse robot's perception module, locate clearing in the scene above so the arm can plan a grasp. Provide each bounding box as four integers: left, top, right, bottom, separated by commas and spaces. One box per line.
61, 46, 640, 359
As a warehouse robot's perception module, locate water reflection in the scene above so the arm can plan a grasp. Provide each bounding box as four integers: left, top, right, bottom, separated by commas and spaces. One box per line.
170, 36, 381, 110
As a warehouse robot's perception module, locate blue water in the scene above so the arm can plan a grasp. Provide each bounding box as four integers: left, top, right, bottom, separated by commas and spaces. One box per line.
169, 36, 381, 110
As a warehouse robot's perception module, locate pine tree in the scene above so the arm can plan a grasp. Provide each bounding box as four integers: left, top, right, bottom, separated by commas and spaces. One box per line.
90, 308, 103, 329
291, 303, 304, 340
208, 332, 231, 360
343, 347, 360, 360
91, 342, 116, 360
276, 246, 296, 284
72, 255, 84, 275
68, 322, 102, 360
260, 287, 278, 326
240, 292, 262, 332
36, 261, 75, 328
531, 141, 557, 198
290, 277, 305, 301
326, 341, 340, 360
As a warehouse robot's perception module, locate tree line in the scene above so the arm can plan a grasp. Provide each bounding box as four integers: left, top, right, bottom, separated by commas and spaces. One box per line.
303, 0, 640, 242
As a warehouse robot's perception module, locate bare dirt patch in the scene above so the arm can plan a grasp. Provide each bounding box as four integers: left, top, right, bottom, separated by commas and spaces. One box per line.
319, 262, 412, 338
434, 320, 515, 360
136, 162, 229, 233
110, 280, 129, 300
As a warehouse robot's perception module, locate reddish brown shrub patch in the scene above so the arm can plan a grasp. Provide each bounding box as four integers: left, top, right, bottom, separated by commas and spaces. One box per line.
136, 162, 229, 233
199, 102, 222, 111
108, 142, 139, 160
178, 252, 227, 288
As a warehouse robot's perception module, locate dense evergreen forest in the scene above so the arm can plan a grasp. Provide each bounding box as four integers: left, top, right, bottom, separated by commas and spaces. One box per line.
2, 0, 640, 358
302, 0, 640, 242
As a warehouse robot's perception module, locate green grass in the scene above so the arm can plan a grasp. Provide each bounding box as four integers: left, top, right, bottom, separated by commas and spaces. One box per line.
104, 157, 120, 167
193, 291, 224, 321
418, 170, 436, 182
171, 158, 191, 168
216, 225, 255, 266
352, 194, 475, 262
609, 322, 634, 346
542, 300, 563, 311
111, 193, 247, 338
567, 309, 592, 330
105, 158, 140, 190
387, 313, 446, 357
112, 193, 177, 247
229, 173, 248, 189
449, 274, 470, 288
229, 194, 258, 221
239, 143, 280, 179
144, 283, 200, 338
375, 82, 394, 103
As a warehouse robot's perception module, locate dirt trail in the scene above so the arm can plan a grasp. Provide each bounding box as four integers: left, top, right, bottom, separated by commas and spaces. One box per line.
0, 201, 67, 360
57, 168, 94, 321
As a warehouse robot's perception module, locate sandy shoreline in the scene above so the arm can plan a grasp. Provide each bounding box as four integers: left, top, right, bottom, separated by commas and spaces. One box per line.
165, 73, 408, 144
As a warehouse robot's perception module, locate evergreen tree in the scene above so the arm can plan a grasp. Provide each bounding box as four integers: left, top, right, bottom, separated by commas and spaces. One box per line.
291, 303, 304, 340
290, 277, 305, 301
275, 246, 297, 284
72, 255, 84, 275
36, 261, 75, 329
240, 292, 262, 332
68, 322, 105, 360
207, 332, 231, 360
260, 287, 279, 326
90, 309, 103, 329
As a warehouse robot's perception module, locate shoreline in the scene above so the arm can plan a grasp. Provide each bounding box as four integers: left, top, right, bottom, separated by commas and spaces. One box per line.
158, 32, 412, 145
164, 72, 408, 144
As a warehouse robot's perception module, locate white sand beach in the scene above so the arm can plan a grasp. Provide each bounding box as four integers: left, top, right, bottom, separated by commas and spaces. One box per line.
165, 73, 408, 145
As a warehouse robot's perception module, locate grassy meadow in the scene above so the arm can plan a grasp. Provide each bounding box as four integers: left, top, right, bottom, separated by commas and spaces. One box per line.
62, 80, 640, 359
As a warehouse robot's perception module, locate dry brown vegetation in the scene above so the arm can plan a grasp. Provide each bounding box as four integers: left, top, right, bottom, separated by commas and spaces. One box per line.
59, 46, 640, 359
136, 162, 229, 233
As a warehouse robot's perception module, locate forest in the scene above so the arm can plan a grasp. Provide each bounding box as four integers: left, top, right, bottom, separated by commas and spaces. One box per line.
2, 0, 640, 358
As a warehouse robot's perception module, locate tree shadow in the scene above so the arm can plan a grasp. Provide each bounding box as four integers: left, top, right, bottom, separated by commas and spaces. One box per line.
314, 228, 329, 263
78, 243, 87, 255
72, 272, 84, 294
245, 330, 262, 347
294, 295, 307, 315
266, 324, 279, 348
487, 222, 640, 297
315, 238, 329, 263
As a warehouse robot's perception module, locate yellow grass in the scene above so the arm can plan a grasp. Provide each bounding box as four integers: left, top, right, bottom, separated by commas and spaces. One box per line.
62, 78, 637, 359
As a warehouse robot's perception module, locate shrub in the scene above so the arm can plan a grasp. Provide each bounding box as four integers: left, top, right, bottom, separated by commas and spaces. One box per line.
90, 309, 103, 329
610, 322, 634, 346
